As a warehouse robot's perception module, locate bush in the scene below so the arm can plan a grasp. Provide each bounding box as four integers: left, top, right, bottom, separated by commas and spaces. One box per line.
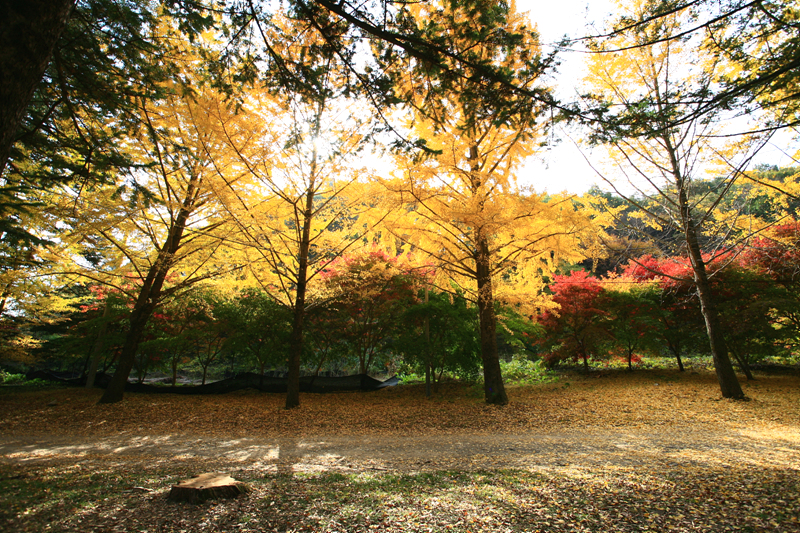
0, 371, 26, 384
499, 357, 556, 385
0, 371, 51, 387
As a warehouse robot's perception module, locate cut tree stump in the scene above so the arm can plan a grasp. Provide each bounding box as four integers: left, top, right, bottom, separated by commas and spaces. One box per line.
168, 473, 249, 503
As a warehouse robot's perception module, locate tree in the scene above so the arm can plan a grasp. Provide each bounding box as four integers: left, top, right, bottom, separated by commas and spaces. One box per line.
1, 0, 564, 187
623, 255, 707, 371
582, 0, 765, 398
0, 0, 221, 176
50, 66, 251, 403
741, 220, 800, 357
216, 14, 388, 408
223, 288, 292, 381
184, 290, 231, 385
395, 290, 481, 394
320, 249, 423, 376
77, 285, 130, 386
587, 1, 800, 135
713, 266, 782, 378
0, 0, 75, 178
383, 1, 592, 405
537, 270, 610, 372
603, 280, 663, 371
703, 0, 800, 130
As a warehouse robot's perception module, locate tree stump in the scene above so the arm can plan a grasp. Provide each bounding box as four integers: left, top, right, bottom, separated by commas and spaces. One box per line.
168, 473, 249, 503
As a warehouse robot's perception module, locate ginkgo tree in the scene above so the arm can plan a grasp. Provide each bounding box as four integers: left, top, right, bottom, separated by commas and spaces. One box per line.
50, 41, 258, 403
214, 13, 391, 409
382, 1, 595, 405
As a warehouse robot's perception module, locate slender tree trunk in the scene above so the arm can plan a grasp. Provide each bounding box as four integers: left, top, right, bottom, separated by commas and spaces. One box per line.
671, 346, 685, 372
425, 362, 432, 398
99, 303, 157, 403
434, 368, 443, 393
679, 189, 745, 399
580, 343, 589, 373
98, 175, 199, 404
85, 299, 111, 388
424, 289, 431, 398
0, 281, 14, 316
475, 233, 508, 405
0, 0, 75, 176
666, 337, 685, 372
286, 291, 306, 408
137, 357, 148, 383
729, 346, 755, 381
285, 186, 315, 409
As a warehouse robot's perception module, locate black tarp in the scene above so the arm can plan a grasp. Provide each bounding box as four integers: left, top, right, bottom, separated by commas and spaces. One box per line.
24, 370, 399, 394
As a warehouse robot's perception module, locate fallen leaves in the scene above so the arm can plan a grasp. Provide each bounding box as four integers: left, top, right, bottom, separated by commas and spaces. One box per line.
0, 368, 798, 532
0, 370, 798, 440
2, 462, 799, 532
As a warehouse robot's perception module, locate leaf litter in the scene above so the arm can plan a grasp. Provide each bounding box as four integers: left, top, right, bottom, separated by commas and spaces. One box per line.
1, 369, 799, 532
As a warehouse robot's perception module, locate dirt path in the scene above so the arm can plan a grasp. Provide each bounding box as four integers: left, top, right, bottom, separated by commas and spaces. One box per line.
3, 425, 799, 473
2, 371, 799, 474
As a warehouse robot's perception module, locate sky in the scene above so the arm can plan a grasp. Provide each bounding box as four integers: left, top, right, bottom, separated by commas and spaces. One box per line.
515, 0, 616, 194
512, 0, 798, 195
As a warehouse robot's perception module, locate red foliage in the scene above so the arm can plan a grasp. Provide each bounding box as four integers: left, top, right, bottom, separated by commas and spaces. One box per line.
537, 271, 609, 369
622, 255, 694, 289
740, 221, 800, 284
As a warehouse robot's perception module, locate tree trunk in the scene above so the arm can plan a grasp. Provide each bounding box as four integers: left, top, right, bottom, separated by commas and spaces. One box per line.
285, 185, 315, 409
0, 281, 14, 317
668, 341, 685, 372
98, 303, 157, 403
425, 362, 432, 398
580, 343, 589, 373
98, 175, 199, 404
424, 289, 432, 397
729, 346, 755, 381
136, 358, 147, 383
679, 189, 745, 399
85, 299, 111, 388
168, 473, 248, 504
0, 0, 75, 177
475, 233, 508, 405
286, 294, 306, 409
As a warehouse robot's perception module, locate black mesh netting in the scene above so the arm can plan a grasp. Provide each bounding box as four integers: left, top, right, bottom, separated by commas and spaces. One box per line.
24, 370, 399, 394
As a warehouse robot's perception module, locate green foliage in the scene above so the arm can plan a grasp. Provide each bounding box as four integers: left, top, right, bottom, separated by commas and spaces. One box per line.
0, 370, 27, 384
395, 291, 481, 388
0, 370, 49, 387
603, 285, 664, 371
222, 288, 292, 374
498, 357, 556, 385
496, 305, 542, 358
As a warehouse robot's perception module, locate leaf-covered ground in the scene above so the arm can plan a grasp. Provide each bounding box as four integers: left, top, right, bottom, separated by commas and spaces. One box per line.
1, 369, 799, 532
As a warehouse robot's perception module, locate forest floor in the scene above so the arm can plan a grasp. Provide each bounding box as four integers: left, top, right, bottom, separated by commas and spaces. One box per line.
1, 368, 799, 532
